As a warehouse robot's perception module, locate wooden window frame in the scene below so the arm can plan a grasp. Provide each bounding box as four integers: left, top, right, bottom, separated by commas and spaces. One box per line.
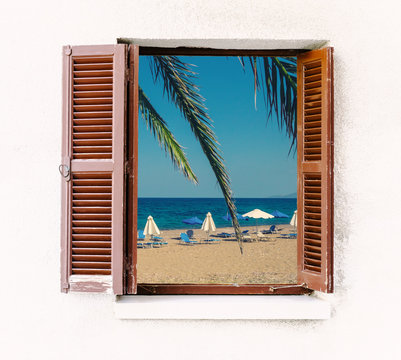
125, 45, 333, 296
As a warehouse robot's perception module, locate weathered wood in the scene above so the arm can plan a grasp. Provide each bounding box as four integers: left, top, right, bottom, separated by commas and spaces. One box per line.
69, 275, 112, 293
125, 45, 139, 295
297, 48, 334, 293
137, 284, 312, 295
61, 44, 128, 294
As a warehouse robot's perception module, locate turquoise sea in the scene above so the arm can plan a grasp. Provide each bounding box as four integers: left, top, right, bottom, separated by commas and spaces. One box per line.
138, 198, 297, 230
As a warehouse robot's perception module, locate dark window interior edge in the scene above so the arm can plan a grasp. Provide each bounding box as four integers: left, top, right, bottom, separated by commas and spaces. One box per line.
126, 42, 306, 295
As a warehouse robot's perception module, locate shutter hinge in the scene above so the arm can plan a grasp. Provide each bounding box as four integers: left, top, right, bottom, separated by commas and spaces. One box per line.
64, 45, 71, 56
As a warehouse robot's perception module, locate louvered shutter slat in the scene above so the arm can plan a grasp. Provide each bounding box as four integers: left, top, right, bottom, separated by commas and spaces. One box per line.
61, 44, 127, 294
297, 48, 334, 293
72, 54, 114, 161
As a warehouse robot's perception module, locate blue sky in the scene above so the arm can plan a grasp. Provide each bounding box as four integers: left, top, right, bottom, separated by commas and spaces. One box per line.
138, 56, 296, 198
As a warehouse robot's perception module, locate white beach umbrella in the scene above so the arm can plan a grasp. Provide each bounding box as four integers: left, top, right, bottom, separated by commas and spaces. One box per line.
290, 210, 297, 228
143, 215, 160, 238
242, 208, 274, 232
201, 212, 216, 241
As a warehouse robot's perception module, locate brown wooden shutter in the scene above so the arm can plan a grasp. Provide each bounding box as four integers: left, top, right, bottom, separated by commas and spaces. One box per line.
125, 45, 139, 294
297, 47, 334, 293
60, 44, 127, 294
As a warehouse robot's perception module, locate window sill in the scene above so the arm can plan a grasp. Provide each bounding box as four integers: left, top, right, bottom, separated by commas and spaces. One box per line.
114, 294, 331, 320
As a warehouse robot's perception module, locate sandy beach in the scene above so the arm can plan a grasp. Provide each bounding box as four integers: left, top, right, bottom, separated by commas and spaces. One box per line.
137, 224, 297, 284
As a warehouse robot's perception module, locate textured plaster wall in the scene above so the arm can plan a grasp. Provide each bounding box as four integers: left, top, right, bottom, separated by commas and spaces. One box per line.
1, 0, 400, 359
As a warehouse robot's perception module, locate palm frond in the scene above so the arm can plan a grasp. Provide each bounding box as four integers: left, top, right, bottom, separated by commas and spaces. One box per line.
149, 55, 244, 253
138, 86, 198, 184
240, 56, 297, 154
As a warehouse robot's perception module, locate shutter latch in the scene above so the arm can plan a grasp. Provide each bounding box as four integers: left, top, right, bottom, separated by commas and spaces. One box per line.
59, 164, 71, 182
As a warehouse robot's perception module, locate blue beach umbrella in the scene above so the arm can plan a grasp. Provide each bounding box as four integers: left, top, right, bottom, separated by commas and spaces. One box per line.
182, 216, 203, 225
271, 210, 289, 218
222, 212, 249, 222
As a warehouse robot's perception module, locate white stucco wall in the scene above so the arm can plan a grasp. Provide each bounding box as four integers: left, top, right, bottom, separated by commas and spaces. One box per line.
1, 0, 400, 358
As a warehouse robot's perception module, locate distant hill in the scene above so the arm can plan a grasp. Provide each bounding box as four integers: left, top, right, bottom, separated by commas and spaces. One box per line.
269, 192, 297, 198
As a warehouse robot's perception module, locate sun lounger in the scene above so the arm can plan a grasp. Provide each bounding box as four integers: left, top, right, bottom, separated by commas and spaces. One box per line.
217, 232, 233, 238
204, 238, 221, 244
280, 233, 297, 239
137, 241, 152, 248
257, 231, 276, 242
256, 231, 268, 241
262, 225, 278, 234
155, 238, 168, 246
149, 236, 168, 246
257, 231, 267, 239
242, 234, 255, 242
180, 233, 198, 245
138, 230, 145, 240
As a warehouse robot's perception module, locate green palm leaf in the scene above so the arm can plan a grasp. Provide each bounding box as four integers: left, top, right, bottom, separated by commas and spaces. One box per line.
138, 86, 198, 184
149, 55, 244, 253
240, 56, 297, 153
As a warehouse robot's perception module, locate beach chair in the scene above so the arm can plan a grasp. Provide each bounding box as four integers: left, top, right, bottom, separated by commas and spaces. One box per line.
152, 236, 168, 246
240, 230, 255, 241
147, 235, 167, 247
242, 234, 254, 242
257, 231, 275, 242
137, 230, 148, 247
137, 241, 152, 248
280, 233, 297, 239
204, 238, 221, 244
180, 233, 198, 245
217, 232, 233, 238
186, 230, 195, 239
256, 231, 266, 240
262, 225, 277, 234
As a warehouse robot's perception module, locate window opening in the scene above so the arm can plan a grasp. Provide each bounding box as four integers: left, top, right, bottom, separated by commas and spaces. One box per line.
136, 55, 298, 286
